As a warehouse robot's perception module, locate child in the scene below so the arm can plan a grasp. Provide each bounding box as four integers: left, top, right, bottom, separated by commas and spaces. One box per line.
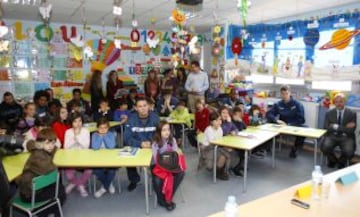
249, 104, 265, 126
219, 106, 238, 136
22, 117, 49, 152
15, 102, 36, 136
93, 99, 113, 122
91, 118, 117, 198
127, 88, 138, 111
151, 121, 185, 211
195, 99, 210, 134
70, 102, 92, 123
232, 107, 247, 131
219, 106, 242, 176
169, 101, 192, 146
113, 99, 130, 125
64, 112, 92, 197
17, 128, 66, 216
52, 107, 70, 148
156, 90, 178, 117
201, 112, 231, 180
187, 99, 209, 147
235, 101, 249, 126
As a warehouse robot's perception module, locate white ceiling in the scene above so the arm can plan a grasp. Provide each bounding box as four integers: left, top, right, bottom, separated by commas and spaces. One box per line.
2, 0, 360, 32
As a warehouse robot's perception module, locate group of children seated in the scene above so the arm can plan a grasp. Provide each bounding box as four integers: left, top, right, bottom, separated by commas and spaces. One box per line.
192, 99, 270, 180
0, 85, 272, 215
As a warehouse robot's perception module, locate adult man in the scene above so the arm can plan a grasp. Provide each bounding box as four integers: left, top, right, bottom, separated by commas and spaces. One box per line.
266, 85, 305, 158
124, 97, 159, 191
0, 92, 23, 133
185, 61, 209, 113
66, 88, 91, 116
321, 93, 357, 169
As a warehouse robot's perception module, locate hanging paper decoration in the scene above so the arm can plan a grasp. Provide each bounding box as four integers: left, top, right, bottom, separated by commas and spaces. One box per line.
171, 9, 186, 26
69, 44, 83, 62
287, 26, 295, 41
114, 39, 121, 49
86, 39, 121, 71
70, 35, 84, 48
212, 43, 221, 57
188, 36, 198, 54
260, 34, 267, 48
303, 29, 320, 47
142, 44, 151, 55
319, 29, 360, 50
237, 0, 248, 27
0, 23, 9, 38
152, 45, 161, 55
130, 28, 140, 47
38, 2, 52, 21
147, 38, 159, 48
231, 37, 242, 65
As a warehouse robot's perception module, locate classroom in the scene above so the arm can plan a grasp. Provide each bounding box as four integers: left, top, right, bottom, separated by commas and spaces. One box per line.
0, 0, 359, 217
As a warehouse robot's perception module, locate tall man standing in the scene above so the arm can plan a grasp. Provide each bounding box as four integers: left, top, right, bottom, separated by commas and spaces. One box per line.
321, 93, 357, 169
124, 97, 159, 191
266, 85, 306, 158
185, 61, 209, 113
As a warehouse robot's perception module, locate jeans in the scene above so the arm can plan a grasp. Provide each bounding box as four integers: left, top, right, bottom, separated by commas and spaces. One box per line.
93, 169, 116, 190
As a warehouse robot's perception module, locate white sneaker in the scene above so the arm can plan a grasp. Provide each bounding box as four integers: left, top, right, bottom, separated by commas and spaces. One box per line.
94, 187, 107, 198
109, 183, 116, 194
65, 183, 76, 194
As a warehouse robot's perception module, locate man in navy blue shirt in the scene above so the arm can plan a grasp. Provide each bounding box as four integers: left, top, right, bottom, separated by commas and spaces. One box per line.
266, 85, 305, 158
124, 97, 159, 191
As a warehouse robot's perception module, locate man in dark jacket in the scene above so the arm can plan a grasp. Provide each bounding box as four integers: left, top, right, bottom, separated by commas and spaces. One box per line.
266, 85, 306, 158
321, 93, 357, 169
124, 97, 159, 191
0, 92, 23, 134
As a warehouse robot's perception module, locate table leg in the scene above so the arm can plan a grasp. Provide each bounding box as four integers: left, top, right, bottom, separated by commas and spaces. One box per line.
120, 125, 124, 147
314, 139, 318, 166
272, 137, 276, 168
213, 145, 218, 183
143, 167, 149, 215
182, 124, 185, 150
243, 150, 248, 193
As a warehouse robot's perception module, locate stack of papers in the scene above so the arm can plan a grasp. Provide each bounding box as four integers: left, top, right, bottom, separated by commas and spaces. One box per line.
119, 146, 139, 157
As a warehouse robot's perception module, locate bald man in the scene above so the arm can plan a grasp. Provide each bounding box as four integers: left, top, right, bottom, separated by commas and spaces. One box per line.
321, 93, 357, 169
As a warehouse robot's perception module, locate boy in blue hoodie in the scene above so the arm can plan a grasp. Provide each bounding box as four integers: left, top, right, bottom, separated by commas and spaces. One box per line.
124, 97, 159, 191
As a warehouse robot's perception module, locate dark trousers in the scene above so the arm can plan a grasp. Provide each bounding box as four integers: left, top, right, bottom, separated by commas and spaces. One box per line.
20, 184, 66, 217
93, 169, 116, 190
127, 168, 140, 184
187, 130, 198, 147
293, 136, 305, 151
321, 135, 355, 165
152, 171, 185, 205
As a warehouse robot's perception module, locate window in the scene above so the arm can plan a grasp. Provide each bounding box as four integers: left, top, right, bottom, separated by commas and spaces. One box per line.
245, 74, 273, 84
275, 77, 305, 85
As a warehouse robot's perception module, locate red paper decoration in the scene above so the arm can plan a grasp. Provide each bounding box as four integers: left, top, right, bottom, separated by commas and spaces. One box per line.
130, 29, 140, 42
231, 38, 242, 55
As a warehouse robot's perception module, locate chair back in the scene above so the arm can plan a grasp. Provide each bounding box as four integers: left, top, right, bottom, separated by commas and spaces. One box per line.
31, 170, 59, 207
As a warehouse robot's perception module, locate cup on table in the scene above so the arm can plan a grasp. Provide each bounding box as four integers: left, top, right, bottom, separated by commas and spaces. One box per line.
321, 181, 331, 199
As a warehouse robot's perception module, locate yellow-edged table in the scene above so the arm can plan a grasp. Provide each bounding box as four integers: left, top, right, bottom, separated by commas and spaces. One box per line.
254, 124, 326, 165
208, 163, 360, 217
210, 128, 279, 192
3, 148, 152, 215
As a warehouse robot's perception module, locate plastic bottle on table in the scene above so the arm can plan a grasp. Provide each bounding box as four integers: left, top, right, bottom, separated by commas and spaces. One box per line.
224, 195, 238, 217
312, 165, 323, 200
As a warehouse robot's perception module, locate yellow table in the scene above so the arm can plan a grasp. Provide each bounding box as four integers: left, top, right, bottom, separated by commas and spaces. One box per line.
84, 121, 122, 133
2, 153, 30, 182
210, 128, 279, 192
3, 148, 152, 215
254, 124, 326, 165
209, 163, 360, 217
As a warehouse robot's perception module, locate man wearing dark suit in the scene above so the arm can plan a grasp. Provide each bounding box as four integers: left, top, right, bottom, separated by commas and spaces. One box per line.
321, 93, 357, 169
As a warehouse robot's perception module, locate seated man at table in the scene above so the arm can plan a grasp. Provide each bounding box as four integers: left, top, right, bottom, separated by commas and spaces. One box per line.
321, 93, 357, 169
124, 97, 159, 191
266, 85, 305, 158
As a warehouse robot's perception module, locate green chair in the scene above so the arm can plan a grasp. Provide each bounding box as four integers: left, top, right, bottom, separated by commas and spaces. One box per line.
10, 170, 64, 217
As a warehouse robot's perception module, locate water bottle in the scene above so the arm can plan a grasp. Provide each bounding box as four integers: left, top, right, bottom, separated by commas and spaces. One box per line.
312, 165, 323, 200
224, 195, 238, 217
